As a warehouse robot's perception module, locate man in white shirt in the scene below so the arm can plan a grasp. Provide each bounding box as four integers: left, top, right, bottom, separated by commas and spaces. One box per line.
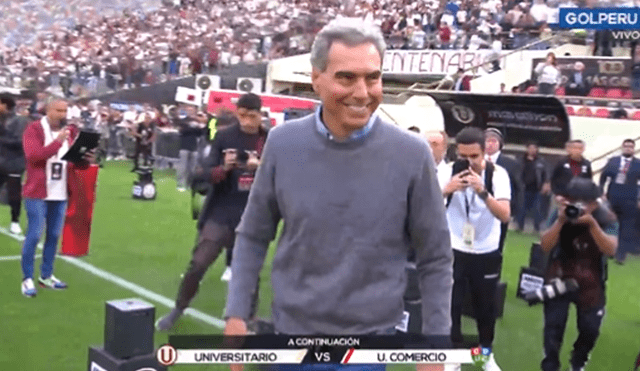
442, 127, 511, 371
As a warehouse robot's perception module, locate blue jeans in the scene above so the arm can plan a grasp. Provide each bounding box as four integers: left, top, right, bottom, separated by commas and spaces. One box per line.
21, 199, 67, 280
517, 191, 543, 231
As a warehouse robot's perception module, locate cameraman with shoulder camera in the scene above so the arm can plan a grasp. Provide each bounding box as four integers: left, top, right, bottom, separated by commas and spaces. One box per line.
539, 177, 618, 371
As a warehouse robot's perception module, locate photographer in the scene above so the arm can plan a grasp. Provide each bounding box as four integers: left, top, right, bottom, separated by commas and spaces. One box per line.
539, 178, 618, 371
156, 93, 266, 331
443, 127, 511, 371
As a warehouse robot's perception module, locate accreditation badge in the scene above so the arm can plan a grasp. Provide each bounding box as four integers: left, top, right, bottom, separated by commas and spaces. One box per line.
615, 172, 627, 184
462, 221, 475, 249
50, 162, 63, 181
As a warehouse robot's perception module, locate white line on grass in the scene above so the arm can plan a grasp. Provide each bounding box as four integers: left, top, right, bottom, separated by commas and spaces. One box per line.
0, 254, 41, 261
0, 226, 225, 329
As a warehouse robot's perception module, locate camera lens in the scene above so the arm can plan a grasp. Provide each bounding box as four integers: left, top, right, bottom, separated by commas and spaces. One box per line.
565, 204, 580, 219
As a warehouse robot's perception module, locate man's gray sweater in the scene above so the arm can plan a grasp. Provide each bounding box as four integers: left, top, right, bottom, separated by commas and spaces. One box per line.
225, 113, 453, 337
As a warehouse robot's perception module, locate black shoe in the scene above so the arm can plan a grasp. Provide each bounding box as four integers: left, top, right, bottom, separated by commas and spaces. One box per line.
615, 259, 625, 265
155, 308, 184, 331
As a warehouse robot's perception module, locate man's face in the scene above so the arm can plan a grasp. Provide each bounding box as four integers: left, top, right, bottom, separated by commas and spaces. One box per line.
311, 41, 382, 136
0, 102, 7, 115
526, 144, 538, 157
485, 136, 500, 156
622, 141, 635, 156
456, 143, 485, 173
236, 107, 262, 133
567, 142, 584, 160
426, 132, 446, 163
47, 100, 68, 125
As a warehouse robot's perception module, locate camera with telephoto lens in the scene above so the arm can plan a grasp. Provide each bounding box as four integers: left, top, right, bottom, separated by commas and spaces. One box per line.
523, 278, 579, 306
565, 202, 585, 220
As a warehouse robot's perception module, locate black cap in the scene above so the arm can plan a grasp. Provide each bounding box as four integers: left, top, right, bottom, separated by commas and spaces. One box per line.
565, 177, 601, 201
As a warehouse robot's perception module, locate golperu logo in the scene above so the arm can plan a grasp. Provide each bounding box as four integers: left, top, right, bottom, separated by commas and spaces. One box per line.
559, 8, 640, 30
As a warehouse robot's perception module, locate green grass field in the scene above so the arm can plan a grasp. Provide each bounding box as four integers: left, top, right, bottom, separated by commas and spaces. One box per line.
0, 161, 638, 371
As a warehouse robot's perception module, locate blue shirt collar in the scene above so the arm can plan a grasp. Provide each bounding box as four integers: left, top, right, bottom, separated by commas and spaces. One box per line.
314, 105, 377, 142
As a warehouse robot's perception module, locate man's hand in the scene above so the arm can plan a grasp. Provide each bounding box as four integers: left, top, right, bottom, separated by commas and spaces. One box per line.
56, 128, 70, 143
443, 171, 470, 196
82, 149, 97, 164
466, 168, 484, 193
224, 317, 247, 371
555, 195, 568, 225
573, 202, 598, 227
541, 182, 551, 195
223, 149, 238, 172
246, 151, 260, 172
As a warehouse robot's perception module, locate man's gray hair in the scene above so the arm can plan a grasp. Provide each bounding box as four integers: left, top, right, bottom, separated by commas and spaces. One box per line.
310, 17, 386, 72
44, 95, 67, 109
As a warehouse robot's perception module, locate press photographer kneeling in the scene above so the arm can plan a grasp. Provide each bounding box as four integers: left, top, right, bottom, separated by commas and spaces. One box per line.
539, 178, 618, 371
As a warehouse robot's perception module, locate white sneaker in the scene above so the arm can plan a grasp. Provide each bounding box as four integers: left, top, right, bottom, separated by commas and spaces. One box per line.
221, 267, 232, 282
10, 222, 22, 235
21, 278, 37, 297
483, 353, 502, 371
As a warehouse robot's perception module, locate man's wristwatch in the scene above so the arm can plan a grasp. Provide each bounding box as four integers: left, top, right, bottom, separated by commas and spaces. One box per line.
478, 189, 489, 201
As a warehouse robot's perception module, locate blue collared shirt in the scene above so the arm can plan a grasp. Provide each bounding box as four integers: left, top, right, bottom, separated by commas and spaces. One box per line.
314, 105, 377, 142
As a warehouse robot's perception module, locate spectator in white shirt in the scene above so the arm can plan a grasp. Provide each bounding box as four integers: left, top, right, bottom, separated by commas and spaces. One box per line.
530, 0, 550, 23
534, 52, 561, 95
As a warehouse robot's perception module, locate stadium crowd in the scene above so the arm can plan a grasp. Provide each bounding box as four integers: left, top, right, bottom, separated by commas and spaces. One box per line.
0, 0, 577, 96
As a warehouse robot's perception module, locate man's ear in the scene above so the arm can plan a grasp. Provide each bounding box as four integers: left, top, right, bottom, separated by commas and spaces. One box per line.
311, 68, 321, 94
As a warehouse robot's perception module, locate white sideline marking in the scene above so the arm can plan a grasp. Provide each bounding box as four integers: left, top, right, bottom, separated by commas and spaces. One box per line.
0, 227, 225, 329
0, 254, 41, 261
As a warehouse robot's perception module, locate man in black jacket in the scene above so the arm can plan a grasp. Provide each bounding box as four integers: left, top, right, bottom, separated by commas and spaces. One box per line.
517, 142, 551, 233
156, 93, 266, 331
0, 95, 29, 235
176, 106, 206, 192
551, 140, 593, 197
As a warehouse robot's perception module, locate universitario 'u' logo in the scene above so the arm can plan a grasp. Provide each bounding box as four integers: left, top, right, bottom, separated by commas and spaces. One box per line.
451, 105, 475, 124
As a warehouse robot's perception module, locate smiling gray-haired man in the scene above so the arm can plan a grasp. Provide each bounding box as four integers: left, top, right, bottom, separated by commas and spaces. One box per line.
224, 17, 453, 371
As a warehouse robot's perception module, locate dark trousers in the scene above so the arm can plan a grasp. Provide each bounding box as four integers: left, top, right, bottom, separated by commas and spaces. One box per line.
542, 292, 605, 371
175, 220, 258, 316
0, 173, 22, 222
610, 198, 640, 262
538, 83, 556, 95
451, 249, 501, 348
133, 144, 152, 169
517, 190, 544, 231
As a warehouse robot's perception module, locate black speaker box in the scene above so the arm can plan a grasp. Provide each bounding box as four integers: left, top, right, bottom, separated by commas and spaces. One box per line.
88, 346, 166, 371
104, 299, 155, 359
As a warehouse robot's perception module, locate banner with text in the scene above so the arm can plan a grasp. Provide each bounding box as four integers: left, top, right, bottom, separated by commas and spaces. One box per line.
383, 50, 502, 75
425, 92, 570, 149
